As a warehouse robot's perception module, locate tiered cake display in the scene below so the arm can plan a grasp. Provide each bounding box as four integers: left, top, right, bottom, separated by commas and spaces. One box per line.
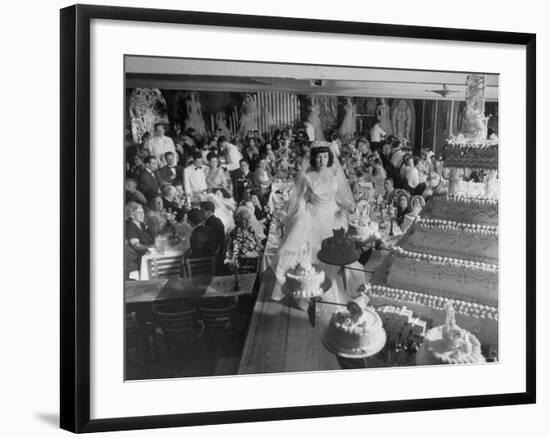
369, 139, 499, 351
283, 243, 328, 300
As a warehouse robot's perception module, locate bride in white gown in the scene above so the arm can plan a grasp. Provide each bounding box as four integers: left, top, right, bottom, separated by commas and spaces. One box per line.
272, 141, 364, 301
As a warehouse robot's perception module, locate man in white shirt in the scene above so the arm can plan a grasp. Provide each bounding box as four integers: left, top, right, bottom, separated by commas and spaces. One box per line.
218, 136, 242, 172
183, 151, 208, 199
390, 144, 405, 169
146, 123, 177, 167
370, 120, 386, 151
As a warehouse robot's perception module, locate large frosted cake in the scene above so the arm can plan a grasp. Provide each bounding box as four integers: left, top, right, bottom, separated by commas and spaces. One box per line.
322, 297, 386, 358
443, 142, 498, 170
362, 284, 498, 345
416, 302, 486, 366
386, 246, 498, 306
399, 218, 498, 264
422, 194, 498, 226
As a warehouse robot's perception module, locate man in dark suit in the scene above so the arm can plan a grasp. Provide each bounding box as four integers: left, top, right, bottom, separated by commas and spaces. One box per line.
231, 159, 254, 203
161, 184, 185, 222
200, 201, 225, 253
156, 151, 183, 186
138, 156, 161, 200
187, 208, 218, 258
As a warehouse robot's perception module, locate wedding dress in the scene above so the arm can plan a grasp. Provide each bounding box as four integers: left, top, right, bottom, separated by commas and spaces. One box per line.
272, 160, 365, 301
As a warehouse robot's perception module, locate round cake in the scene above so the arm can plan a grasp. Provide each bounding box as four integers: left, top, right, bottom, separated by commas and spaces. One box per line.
322, 299, 387, 358
416, 302, 486, 365
318, 227, 360, 265
284, 263, 325, 299
347, 215, 380, 243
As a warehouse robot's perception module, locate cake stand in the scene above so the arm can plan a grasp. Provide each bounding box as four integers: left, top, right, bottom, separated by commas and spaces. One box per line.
317, 250, 360, 292
321, 307, 387, 369
282, 277, 332, 312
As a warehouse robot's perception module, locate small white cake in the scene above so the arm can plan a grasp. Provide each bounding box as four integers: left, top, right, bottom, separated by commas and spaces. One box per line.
284, 263, 325, 298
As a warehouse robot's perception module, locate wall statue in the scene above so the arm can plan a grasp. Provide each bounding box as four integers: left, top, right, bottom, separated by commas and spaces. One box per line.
215, 111, 231, 137
463, 74, 488, 141
391, 99, 414, 141
239, 93, 259, 136
338, 97, 357, 139
376, 98, 392, 136
183, 91, 207, 136
305, 96, 325, 141
128, 88, 169, 143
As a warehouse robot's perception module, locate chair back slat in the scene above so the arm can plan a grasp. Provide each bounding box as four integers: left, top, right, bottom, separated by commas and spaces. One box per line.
184, 255, 216, 278
147, 254, 183, 279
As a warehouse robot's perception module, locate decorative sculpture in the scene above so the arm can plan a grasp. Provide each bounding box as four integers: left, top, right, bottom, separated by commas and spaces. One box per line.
305, 96, 325, 141
215, 111, 231, 137
391, 99, 414, 140
376, 98, 392, 135
128, 88, 169, 143
338, 97, 357, 139
238, 93, 259, 136
183, 91, 207, 136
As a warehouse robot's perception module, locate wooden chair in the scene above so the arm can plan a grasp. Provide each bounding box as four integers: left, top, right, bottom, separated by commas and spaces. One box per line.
146, 254, 183, 279
125, 311, 144, 364
153, 301, 205, 368
183, 254, 216, 278
197, 297, 238, 356
237, 256, 261, 274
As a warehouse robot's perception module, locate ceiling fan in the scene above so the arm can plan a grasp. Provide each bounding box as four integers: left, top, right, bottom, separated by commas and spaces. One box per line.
425, 84, 460, 97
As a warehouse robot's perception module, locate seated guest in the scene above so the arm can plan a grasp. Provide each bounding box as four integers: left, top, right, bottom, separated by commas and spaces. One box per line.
225, 208, 264, 272
395, 192, 412, 226
263, 142, 277, 164
200, 200, 226, 255
125, 178, 147, 206
145, 195, 166, 238
183, 151, 208, 200
248, 189, 267, 221
205, 152, 231, 192
244, 138, 260, 172
138, 156, 162, 201
390, 141, 405, 170
232, 159, 254, 203
253, 153, 272, 198
156, 151, 183, 186
239, 198, 266, 241
162, 184, 185, 222
187, 208, 219, 258
383, 177, 396, 205
371, 159, 387, 197
125, 202, 155, 257
124, 240, 140, 280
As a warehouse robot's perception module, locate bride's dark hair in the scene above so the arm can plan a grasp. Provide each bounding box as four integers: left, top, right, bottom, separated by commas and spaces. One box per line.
310, 145, 334, 168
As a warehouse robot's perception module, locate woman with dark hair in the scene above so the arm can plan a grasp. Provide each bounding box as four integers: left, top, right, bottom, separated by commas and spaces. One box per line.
253, 152, 273, 198
274, 141, 355, 286
205, 151, 231, 192
145, 195, 166, 238
395, 191, 412, 227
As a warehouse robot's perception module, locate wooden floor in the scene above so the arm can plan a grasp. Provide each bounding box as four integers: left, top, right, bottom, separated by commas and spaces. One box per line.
238, 250, 392, 375
238, 269, 348, 374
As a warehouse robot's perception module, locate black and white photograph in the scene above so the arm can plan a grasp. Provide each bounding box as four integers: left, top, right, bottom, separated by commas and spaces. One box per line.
124, 56, 500, 380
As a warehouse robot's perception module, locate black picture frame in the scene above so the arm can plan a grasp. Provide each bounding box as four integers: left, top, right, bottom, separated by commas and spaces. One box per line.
60, 4, 536, 433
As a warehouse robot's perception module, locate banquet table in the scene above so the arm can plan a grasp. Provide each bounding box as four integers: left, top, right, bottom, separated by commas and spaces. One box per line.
139, 238, 190, 281
125, 273, 258, 304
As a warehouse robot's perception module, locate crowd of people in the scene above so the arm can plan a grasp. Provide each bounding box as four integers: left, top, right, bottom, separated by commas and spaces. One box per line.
124, 117, 451, 280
